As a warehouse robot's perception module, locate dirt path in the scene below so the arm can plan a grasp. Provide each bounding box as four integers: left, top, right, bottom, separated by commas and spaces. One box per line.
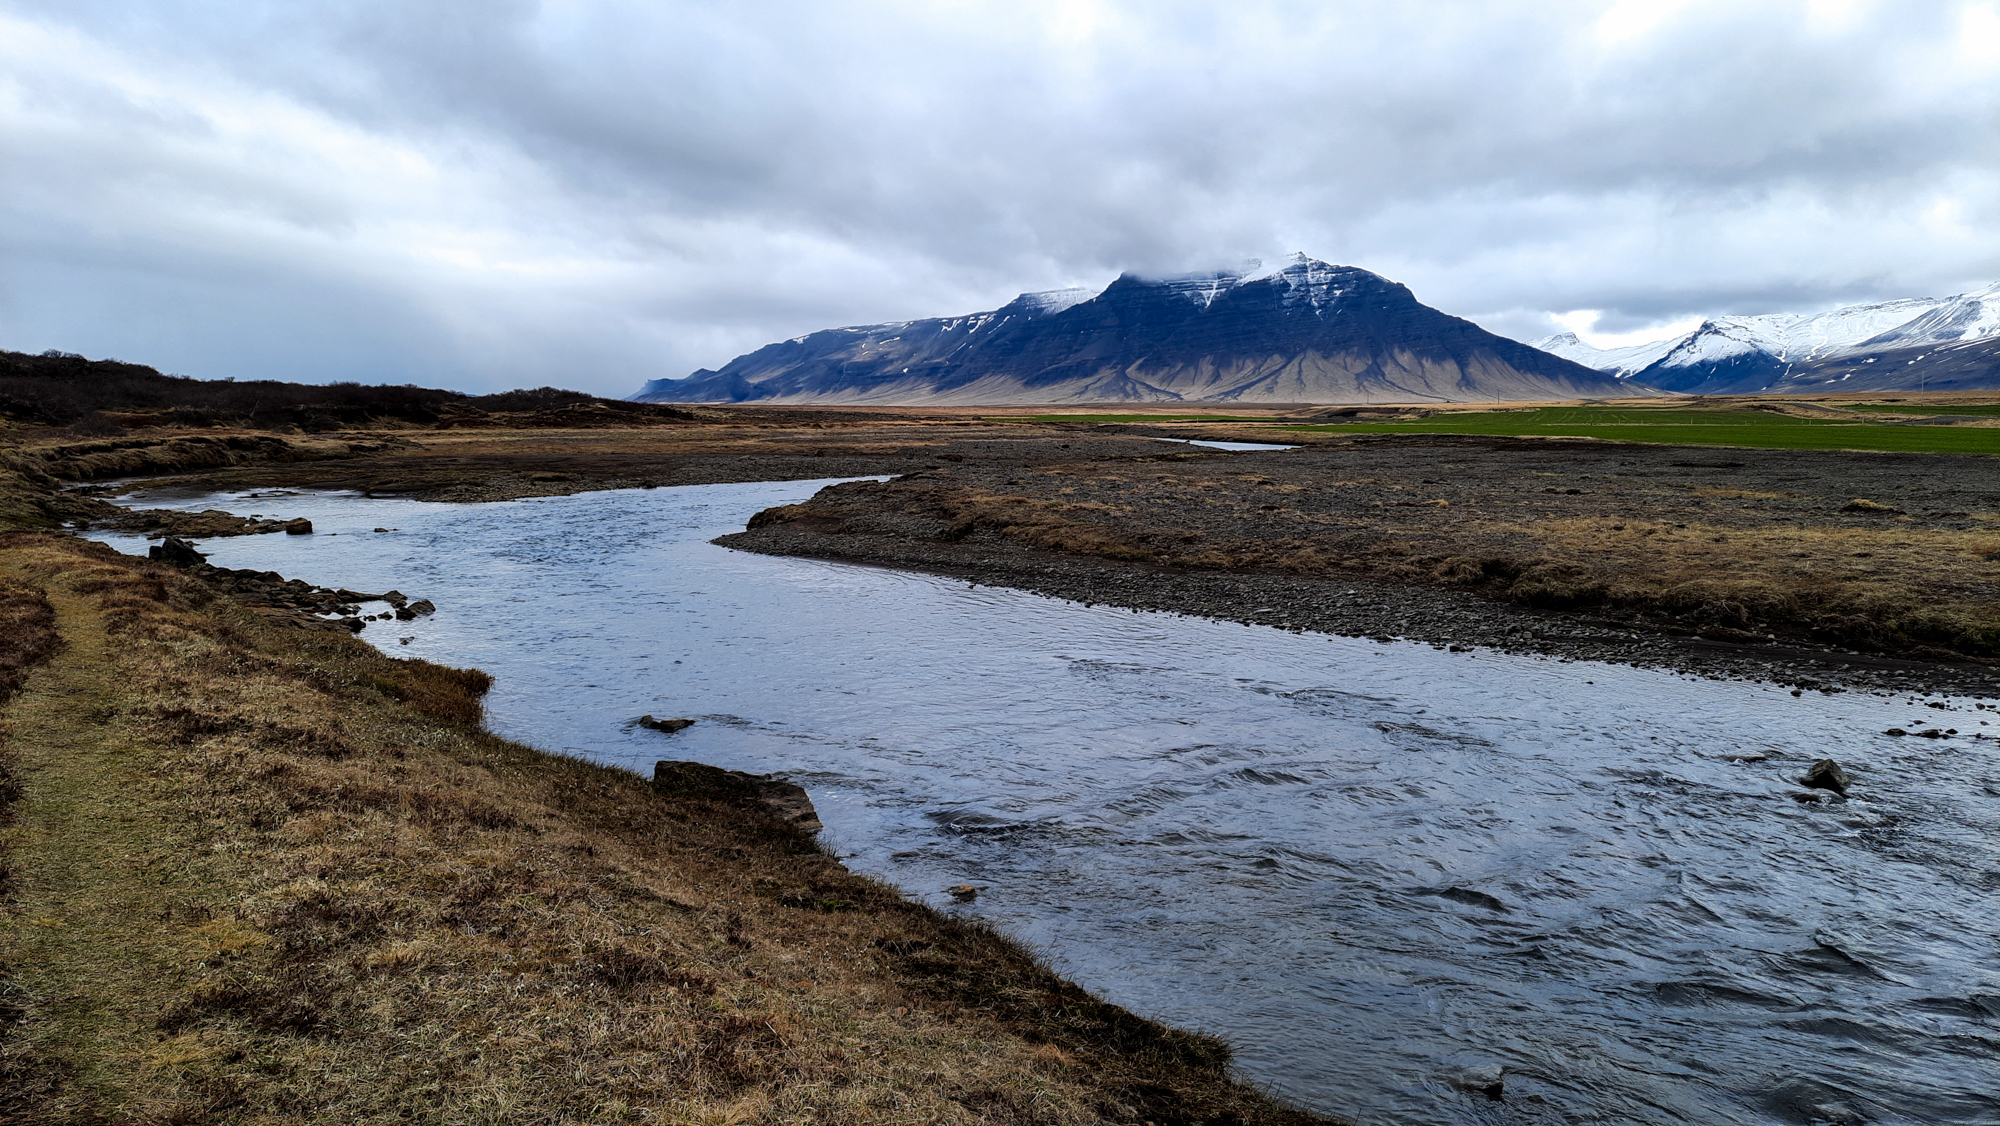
0, 571, 227, 1121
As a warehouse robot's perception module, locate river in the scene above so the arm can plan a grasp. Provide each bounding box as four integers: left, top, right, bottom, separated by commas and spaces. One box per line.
92, 478, 2000, 1125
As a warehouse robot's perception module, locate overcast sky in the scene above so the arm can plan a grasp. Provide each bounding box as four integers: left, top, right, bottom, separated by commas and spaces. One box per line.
4, 1, 1999, 396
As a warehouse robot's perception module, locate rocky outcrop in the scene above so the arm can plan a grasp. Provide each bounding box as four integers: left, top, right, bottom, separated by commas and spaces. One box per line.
147, 536, 207, 566
141, 548, 433, 632
651, 760, 822, 833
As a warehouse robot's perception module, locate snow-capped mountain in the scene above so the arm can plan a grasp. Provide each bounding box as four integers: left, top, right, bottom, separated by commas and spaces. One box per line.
1533, 332, 1680, 379
1534, 285, 2000, 394
633, 254, 1639, 405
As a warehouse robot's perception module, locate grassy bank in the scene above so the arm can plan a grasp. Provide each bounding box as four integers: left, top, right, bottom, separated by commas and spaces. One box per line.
0, 530, 1331, 1124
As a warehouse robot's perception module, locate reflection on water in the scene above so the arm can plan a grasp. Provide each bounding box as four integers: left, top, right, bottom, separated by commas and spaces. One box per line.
93, 481, 2000, 1125
1150, 437, 1300, 451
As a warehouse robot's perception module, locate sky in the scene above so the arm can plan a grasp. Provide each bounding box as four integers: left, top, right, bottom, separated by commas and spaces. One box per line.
4, 1, 2000, 397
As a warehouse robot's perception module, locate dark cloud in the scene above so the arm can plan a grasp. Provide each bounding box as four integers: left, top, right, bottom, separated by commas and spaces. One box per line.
4, 0, 1998, 393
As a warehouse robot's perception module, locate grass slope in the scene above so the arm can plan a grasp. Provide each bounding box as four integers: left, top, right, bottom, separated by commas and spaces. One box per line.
1283, 405, 2000, 454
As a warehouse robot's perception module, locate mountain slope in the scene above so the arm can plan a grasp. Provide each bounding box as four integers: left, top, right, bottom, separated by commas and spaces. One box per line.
634, 255, 1640, 405
1535, 285, 2000, 394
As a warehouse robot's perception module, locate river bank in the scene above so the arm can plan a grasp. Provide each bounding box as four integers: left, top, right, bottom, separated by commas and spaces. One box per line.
721, 518, 2000, 698
721, 432, 2000, 698
0, 528, 1334, 1124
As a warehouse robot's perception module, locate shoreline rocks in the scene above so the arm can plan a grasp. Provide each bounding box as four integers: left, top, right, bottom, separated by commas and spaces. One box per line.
651, 759, 822, 833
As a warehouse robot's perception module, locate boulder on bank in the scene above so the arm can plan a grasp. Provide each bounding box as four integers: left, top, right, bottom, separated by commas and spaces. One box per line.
148, 536, 207, 566
638, 715, 695, 733
651, 759, 822, 833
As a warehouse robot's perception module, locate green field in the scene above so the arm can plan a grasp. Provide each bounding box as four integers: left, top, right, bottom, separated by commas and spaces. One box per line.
1282, 405, 2000, 454
1004, 413, 1275, 423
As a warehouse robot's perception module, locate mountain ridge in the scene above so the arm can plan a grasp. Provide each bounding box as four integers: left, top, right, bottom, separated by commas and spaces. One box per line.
633, 254, 1641, 405
1536, 284, 2000, 394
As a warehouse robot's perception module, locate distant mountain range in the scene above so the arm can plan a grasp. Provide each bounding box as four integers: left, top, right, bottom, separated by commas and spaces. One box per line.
1535, 283, 2000, 395
632, 254, 1634, 405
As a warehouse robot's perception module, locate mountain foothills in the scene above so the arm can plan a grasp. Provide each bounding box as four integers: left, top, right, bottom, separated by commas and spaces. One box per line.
1537, 283, 2000, 395
633, 255, 1635, 405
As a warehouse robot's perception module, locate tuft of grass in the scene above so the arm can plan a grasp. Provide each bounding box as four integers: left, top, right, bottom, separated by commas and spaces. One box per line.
0, 572, 61, 706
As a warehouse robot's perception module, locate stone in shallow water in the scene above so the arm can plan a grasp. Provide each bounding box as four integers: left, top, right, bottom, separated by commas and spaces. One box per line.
1802, 758, 1852, 795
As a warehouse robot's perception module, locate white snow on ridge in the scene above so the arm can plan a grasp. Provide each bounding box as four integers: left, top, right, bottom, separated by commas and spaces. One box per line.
1012, 286, 1098, 315
1150, 253, 1379, 310
1854, 282, 2000, 352
1531, 331, 1679, 378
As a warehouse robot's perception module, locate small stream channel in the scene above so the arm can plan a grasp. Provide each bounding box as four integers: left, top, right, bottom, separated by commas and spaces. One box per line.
92, 478, 2000, 1125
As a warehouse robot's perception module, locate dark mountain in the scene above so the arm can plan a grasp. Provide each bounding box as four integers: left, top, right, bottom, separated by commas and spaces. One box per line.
633, 255, 1641, 405
1769, 337, 2000, 394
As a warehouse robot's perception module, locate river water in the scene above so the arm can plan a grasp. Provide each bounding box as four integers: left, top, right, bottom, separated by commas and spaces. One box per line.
94, 479, 2000, 1125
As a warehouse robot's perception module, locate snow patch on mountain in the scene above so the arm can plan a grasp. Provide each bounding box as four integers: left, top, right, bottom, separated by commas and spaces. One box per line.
1009, 286, 1098, 315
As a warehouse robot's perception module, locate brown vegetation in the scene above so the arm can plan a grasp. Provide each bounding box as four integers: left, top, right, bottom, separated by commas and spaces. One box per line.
0, 533, 1331, 1124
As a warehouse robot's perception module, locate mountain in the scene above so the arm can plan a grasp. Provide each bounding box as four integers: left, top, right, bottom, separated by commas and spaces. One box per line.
1533, 332, 1680, 379
1534, 284, 2000, 394
632, 254, 1641, 405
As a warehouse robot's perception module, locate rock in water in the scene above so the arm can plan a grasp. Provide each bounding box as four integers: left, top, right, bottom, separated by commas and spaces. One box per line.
638, 715, 696, 733
1802, 758, 1852, 795
282, 518, 313, 534
651, 760, 822, 833
148, 536, 207, 566
1448, 1064, 1505, 1101
947, 884, 979, 902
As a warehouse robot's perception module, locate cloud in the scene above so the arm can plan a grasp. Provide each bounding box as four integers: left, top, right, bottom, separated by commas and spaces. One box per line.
3, 0, 1998, 394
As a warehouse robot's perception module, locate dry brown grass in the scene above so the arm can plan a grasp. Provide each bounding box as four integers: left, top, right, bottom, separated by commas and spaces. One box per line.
745, 444, 2000, 661
0, 533, 1332, 1125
